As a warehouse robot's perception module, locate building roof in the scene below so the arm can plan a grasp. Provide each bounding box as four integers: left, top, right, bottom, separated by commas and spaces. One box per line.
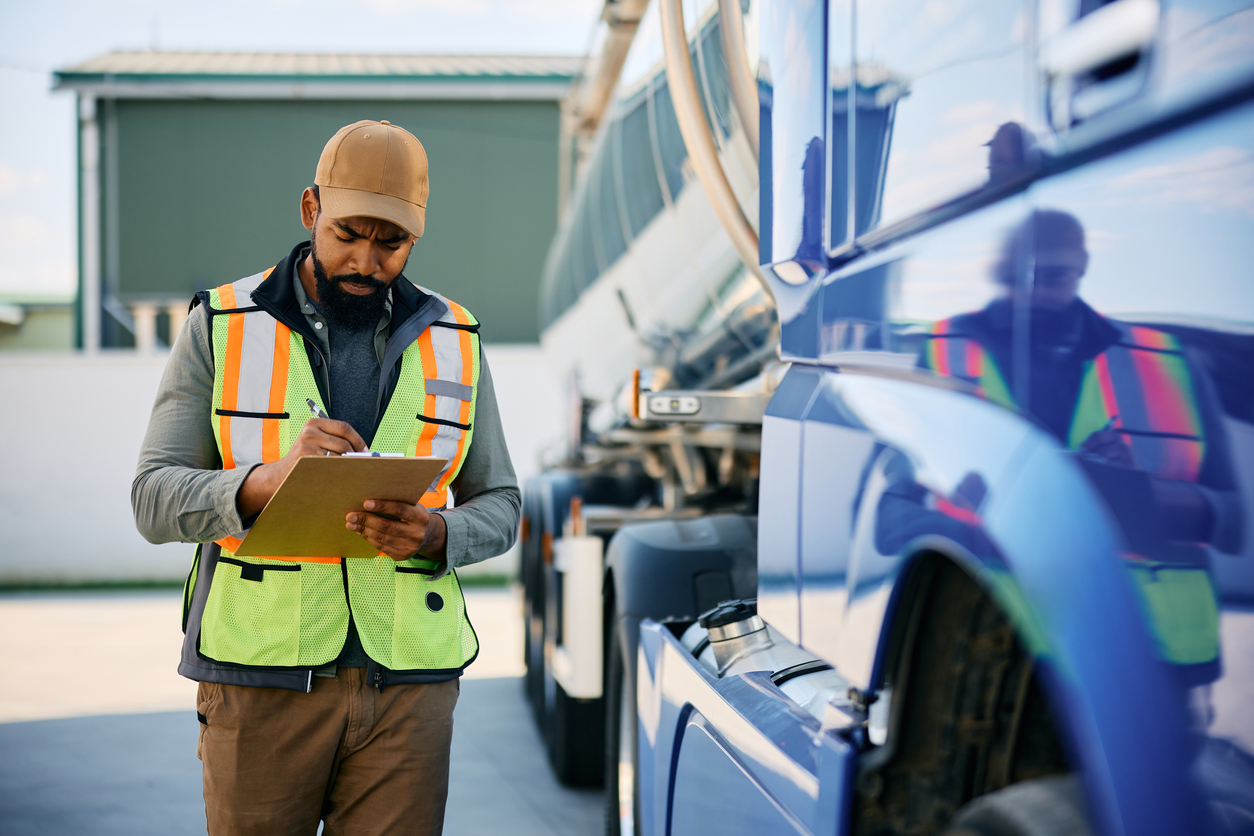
54, 51, 585, 101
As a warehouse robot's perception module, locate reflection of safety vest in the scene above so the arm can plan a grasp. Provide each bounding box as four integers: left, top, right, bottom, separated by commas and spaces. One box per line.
925, 319, 1206, 481
190, 269, 481, 674
926, 318, 1219, 674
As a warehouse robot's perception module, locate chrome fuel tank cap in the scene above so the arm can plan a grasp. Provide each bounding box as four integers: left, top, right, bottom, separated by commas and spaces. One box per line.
699, 599, 764, 641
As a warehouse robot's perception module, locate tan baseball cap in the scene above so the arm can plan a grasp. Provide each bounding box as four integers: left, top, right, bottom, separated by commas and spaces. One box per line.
314, 120, 429, 238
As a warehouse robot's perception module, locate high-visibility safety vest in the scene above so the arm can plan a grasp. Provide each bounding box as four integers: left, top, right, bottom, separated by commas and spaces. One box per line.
925, 318, 1205, 480
925, 317, 1219, 672
190, 269, 481, 674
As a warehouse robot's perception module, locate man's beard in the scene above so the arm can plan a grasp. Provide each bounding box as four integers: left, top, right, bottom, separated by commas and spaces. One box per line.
310, 242, 391, 331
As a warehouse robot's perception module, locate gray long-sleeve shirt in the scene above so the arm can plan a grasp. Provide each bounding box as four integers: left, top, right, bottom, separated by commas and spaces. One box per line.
132, 277, 520, 573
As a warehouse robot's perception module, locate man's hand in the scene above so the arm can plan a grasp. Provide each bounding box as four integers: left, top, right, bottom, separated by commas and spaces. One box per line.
1079, 427, 1137, 469
346, 500, 448, 562
236, 418, 367, 518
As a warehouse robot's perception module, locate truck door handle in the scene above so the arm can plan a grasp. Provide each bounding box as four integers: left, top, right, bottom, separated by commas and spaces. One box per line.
1041, 0, 1160, 79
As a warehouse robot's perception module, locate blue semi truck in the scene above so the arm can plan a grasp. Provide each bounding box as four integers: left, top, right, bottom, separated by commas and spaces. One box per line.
523, 0, 1254, 833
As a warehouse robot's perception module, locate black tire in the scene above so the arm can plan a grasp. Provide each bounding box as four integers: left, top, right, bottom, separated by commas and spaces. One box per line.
853, 558, 1071, 835
520, 495, 546, 726
523, 551, 546, 727
604, 600, 640, 836
941, 776, 1092, 836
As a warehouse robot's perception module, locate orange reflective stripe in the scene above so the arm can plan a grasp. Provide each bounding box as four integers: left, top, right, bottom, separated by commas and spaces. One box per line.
218, 283, 245, 471
965, 339, 982, 378
421, 487, 448, 509
413, 327, 440, 457
438, 300, 476, 492
1093, 353, 1121, 428
263, 323, 291, 463
212, 534, 344, 564
928, 319, 952, 376
1105, 328, 1204, 481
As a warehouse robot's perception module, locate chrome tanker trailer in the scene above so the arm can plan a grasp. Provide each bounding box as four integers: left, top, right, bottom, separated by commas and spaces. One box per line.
523, 0, 779, 788
524, 0, 1254, 834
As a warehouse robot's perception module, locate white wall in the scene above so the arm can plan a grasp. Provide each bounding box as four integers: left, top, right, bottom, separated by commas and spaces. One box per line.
0, 346, 562, 584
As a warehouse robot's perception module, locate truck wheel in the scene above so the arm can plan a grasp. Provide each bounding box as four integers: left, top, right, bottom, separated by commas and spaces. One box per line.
940, 776, 1092, 836
523, 542, 546, 727
603, 600, 639, 836
853, 558, 1071, 835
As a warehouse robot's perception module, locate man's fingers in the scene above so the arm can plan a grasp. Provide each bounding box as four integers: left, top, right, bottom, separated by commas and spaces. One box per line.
307, 433, 354, 455
345, 502, 427, 558
312, 417, 367, 452
361, 513, 402, 537
346, 510, 418, 538
362, 499, 424, 521
300, 425, 358, 456
350, 526, 412, 560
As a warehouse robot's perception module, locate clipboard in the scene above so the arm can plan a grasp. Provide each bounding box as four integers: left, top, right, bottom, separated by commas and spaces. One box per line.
234, 455, 448, 559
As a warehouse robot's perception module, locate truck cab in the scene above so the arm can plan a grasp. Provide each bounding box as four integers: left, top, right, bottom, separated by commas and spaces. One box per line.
525, 1, 1254, 833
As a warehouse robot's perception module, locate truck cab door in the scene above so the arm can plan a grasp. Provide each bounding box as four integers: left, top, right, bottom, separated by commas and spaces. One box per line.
758, 366, 823, 644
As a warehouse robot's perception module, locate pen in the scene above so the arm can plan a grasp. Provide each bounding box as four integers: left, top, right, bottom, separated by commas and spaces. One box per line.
306, 398, 372, 454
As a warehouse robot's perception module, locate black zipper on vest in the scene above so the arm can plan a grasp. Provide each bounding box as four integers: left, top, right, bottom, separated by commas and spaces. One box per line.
303, 338, 331, 413
367, 658, 388, 693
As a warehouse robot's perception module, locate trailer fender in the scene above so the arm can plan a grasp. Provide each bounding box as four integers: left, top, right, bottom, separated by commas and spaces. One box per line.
605, 514, 759, 624
604, 514, 759, 702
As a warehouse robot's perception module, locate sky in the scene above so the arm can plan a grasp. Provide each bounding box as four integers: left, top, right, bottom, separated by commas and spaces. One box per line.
0, 0, 602, 298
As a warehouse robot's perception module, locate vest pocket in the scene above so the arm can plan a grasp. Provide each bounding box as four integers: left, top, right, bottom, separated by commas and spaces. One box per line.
391, 565, 476, 671
201, 557, 302, 667
1127, 564, 1220, 666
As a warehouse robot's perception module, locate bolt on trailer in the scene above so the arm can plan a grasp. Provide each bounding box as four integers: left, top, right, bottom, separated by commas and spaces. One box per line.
523, 0, 1254, 834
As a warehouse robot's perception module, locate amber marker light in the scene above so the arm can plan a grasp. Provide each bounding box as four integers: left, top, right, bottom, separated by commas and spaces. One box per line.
631, 368, 641, 420
569, 496, 583, 537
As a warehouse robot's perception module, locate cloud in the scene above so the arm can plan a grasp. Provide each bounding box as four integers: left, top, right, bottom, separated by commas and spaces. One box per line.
0, 164, 50, 197
894, 238, 1004, 319
0, 213, 76, 295
1158, 6, 1254, 86
781, 0, 817, 103
880, 99, 1027, 219
1082, 227, 1120, 253
1103, 145, 1254, 218
923, 0, 960, 26
942, 99, 1003, 125
861, 0, 990, 73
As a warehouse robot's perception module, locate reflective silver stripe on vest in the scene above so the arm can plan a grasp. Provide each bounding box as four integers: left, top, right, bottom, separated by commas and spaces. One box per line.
228, 273, 280, 471
220, 272, 276, 545
424, 378, 473, 401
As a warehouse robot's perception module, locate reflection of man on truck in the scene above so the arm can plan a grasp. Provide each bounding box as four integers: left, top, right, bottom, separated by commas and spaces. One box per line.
920, 209, 1242, 681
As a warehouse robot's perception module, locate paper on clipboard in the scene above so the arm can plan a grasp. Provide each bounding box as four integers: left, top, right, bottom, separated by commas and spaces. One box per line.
234, 455, 448, 558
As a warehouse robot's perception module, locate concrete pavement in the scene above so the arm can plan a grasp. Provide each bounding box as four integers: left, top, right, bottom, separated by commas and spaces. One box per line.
0, 587, 602, 835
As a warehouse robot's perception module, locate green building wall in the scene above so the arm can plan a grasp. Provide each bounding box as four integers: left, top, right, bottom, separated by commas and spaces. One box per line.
108, 98, 561, 343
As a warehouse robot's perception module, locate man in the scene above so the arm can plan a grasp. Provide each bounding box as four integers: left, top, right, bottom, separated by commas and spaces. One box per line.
133, 119, 520, 835
921, 209, 1242, 684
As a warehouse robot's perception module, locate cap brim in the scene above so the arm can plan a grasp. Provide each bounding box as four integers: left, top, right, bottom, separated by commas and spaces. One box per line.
318, 185, 425, 238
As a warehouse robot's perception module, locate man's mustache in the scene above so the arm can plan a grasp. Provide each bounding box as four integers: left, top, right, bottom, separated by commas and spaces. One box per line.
331, 274, 386, 292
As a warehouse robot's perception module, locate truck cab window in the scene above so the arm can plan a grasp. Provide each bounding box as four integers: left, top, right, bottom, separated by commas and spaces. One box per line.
854, 0, 1031, 236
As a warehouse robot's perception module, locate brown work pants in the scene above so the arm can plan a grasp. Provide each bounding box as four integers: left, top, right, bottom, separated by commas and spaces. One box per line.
196, 669, 459, 836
